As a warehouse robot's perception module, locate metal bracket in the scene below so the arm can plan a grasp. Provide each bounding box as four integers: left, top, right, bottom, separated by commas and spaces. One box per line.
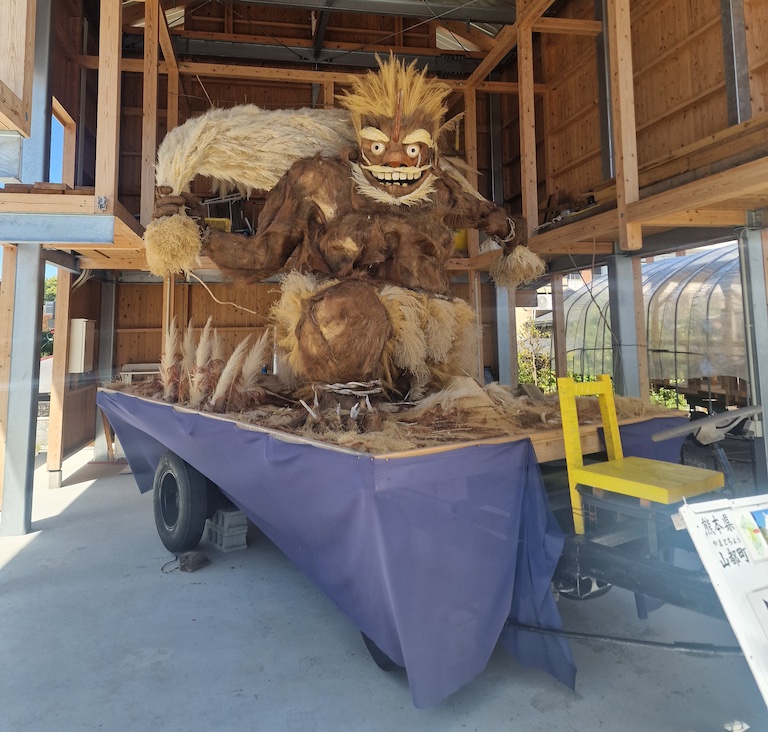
97, 196, 108, 211
746, 208, 768, 229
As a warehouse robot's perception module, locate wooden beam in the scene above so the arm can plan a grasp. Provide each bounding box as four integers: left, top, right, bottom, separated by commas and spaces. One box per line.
47, 270, 73, 473
167, 67, 179, 131
79, 55, 541, 94
0, 193, 95, 213
158, 2, 178, 72
607, 0, 641, 251
626, 157, 768, 223
518, 23, 539, 231
0, 0, 36, 135
94, 0, 122, 214
518, 0, 555, 23
529, 209, 619, 253
141, 0, 159, 227
643, 209, 747, 227
463, 90, 480, 259
531, 17, 603, 36
465, 23, 518, 89
51, 97, 77, 188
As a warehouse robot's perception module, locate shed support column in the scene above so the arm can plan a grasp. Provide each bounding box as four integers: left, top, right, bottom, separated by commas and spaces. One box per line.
93, 280, 116, 463
489, 91, 517, 385
606, 254, 642, 397
0, 245, 45, 536
496, 288, 518, 386
47, 270, 74, 487
551, 272, 568, 377
738, 227, 768, 486
21, 0, 53, 184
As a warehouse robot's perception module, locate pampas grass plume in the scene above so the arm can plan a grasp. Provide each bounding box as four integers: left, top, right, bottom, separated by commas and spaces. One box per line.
489, 245, 546, 289
144, 213, 202, 276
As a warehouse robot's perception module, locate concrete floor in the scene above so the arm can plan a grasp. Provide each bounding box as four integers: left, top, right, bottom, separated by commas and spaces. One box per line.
1, 447, 766, 732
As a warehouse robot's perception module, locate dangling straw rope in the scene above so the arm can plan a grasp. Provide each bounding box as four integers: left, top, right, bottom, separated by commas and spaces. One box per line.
187, 271, 268, 321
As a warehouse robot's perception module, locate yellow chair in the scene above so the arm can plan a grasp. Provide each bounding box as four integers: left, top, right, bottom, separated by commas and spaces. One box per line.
557, 375, 724, 534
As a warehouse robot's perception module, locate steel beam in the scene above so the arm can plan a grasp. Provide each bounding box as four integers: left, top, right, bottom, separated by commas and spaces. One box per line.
595, 0, 614, 179
127, 34, 485, 75
21, 0, 53, 185
230, 0, 517, 24
43, 249, 82, 275
0, 214, 115, 245
721, 0, 751, 125
0, 244, 45, 536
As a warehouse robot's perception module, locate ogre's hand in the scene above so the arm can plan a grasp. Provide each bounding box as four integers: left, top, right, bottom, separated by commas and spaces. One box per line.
153, 186, 206, 226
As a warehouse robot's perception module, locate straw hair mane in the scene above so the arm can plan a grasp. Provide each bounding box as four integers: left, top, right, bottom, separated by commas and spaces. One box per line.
339, 56, 451, 144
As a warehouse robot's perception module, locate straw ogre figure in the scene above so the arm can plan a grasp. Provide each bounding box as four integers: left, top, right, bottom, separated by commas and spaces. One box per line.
151, 57, 539, 396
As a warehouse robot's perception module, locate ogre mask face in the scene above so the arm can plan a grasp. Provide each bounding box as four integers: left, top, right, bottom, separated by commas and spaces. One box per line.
358, 109, 434, 197
340, 57, 451, 199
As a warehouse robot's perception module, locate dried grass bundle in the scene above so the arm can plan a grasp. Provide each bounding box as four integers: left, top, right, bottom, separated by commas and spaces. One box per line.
489, 245, 547, 289
144, 105, 356, 275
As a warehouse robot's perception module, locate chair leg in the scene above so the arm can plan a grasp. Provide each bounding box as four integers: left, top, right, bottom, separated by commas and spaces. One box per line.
570, 481, 585, 534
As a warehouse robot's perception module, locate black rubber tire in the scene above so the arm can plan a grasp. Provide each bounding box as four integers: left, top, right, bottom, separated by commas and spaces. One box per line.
361, 633, 402, 672
152, 451, 209, 553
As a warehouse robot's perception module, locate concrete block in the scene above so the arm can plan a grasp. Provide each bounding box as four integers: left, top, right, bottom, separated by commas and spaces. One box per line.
204, 509, 248, 553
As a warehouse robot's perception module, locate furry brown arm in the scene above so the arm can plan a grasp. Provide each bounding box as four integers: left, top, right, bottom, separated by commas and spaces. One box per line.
436, 171, 527, 251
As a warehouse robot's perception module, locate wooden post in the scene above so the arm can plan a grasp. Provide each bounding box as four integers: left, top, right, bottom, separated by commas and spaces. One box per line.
0, 246, 18, 502
606, 0, 641, 251
94, 0, 122, 214
463, 89, 480, 258
140, 0, 160, 227
47, 270, 74, 473
468, 271, 484, 380
323, 80, 335, 109
518, 22, 539, 232
52, 97, 77, 188
159, 3, 179, 131
161, 272, 176, 351
551, 272, 568, 377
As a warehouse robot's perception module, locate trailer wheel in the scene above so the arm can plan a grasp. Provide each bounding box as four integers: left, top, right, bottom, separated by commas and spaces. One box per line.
361, 633, 402, 672
153, 451, 208, 553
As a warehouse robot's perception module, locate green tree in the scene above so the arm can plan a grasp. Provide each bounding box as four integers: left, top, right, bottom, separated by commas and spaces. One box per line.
43, 276, 57, 302
517, 320, 557, 392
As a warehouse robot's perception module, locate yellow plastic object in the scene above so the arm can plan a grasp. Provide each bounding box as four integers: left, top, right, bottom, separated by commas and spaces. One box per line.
453, 228, 468, 251
557, 375, 724, 534
204, 217, 231, 232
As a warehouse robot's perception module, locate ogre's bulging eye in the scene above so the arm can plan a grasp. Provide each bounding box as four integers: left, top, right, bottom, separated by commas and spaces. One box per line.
371, 142, 385, 155
406, 144, 420, 158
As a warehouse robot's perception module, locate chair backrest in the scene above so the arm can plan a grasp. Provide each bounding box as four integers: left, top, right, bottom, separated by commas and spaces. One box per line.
557, 374, 624, 468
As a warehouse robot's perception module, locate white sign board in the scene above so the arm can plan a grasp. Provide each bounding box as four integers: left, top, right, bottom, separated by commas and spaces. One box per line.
681, 496, 768, 709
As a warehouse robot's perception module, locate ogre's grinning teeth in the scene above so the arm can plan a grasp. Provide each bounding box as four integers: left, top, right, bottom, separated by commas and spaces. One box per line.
372, 169, 423, 187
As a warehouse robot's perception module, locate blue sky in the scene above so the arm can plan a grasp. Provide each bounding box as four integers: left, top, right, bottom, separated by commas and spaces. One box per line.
0, 115, 63, 280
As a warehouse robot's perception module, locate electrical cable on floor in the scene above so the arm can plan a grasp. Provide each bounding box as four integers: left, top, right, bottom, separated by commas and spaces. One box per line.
506, 621, 743, 656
